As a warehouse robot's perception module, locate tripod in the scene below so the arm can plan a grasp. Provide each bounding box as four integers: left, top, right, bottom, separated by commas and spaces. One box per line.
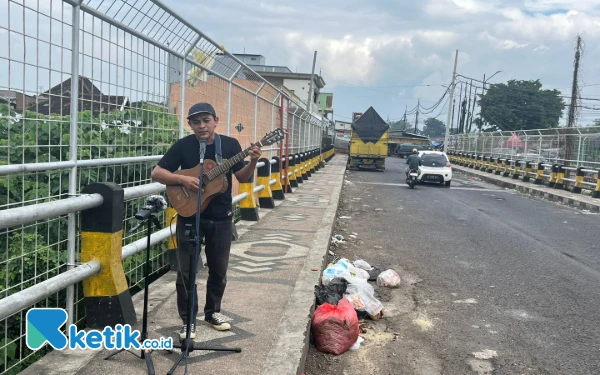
167, 139, 241, 375
104, 211, 171, 374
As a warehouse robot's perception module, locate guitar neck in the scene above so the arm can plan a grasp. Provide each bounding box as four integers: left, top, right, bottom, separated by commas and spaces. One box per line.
205, 142, 262, 181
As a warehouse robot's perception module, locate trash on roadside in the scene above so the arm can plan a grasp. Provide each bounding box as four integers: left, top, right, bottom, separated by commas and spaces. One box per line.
331, 235, 346, 247
367, 267, 382, 281
353, 259, 372, 270
344, 280, 384, 317
339, 216, 352, 219
356, 268, 370, 280
377, 269, 401, 288
311, 299, 359, 356
322, 261, 364, 285
350, 336, 365, 350
315, 277, 348, 306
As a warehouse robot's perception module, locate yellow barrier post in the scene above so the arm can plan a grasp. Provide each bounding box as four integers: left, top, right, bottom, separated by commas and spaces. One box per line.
303, 153, 311, 179
503, 160, 511, 177
534, 163, 545, 185
593, 171, 600, 198
555, 165, 565, 190
513, 160, 521, 179
238, 161, 260, 221
257, 157, 275, 209
80, 182, 137, 329
523, 162, 532, 182
573, 167, 585, 194
271, 156, 285, 200
166, 207, 178, 270
548, 164, 558, 188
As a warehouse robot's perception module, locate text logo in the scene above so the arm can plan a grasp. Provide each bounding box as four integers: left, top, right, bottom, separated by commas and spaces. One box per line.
26, 308, 68, 350
26, 308, 172, 351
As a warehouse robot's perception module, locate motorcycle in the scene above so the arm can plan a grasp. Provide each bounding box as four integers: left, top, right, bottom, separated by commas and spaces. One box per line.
406, 168, 419, 189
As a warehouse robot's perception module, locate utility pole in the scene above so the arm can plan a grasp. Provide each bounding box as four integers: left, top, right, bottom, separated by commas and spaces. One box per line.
444, 50, 459, 149
414, 99, 419, 133
567, 35, 582, 128
307, 51, 317, 112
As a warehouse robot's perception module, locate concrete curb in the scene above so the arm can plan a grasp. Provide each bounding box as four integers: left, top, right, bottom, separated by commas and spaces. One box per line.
259, 155, 346, 375
453, 165, 600, 213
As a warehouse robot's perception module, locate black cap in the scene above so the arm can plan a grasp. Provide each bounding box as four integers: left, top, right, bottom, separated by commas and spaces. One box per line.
187, 102, 216, 119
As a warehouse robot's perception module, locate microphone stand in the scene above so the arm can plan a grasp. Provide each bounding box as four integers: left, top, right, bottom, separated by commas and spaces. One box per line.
104, 209, 171, 374
168, 139, 241, 375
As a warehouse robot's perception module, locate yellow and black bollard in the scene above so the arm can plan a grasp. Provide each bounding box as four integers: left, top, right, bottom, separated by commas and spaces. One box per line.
166, 207, 178, 271
256, 157, 275, 209
80, 182, 137, 329
238, 161, 260, 221
271, 156, 285, 199
573, 167, 585, 194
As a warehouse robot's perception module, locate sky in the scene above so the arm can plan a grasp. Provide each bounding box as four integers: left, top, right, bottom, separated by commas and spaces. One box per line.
163, 0, 600, 129
2, 0, 600, 130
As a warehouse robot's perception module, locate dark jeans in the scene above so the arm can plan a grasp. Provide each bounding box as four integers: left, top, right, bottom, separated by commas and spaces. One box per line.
175, 216, 232, 324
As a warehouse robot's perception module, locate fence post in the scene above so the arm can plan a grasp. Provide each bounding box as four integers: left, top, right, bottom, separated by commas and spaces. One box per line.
238, 161, 260, 221
271, 156, 285, 200
257, 158, 275, 209
80, 182, 137, 329
65, 1, 82, 333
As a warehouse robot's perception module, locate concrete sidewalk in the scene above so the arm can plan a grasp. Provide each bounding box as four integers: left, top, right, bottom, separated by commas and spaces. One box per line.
453, 164, 600, 212
22, 155, 347, 375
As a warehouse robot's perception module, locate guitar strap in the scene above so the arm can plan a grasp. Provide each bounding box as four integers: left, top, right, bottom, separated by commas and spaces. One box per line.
215, 133, 222, 165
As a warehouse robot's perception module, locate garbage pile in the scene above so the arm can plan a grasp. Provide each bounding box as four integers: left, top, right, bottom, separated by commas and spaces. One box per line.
311, 256, 401, 356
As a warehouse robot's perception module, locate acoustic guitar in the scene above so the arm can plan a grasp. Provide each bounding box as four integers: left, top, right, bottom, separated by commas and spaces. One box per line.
165, 129, 285, 217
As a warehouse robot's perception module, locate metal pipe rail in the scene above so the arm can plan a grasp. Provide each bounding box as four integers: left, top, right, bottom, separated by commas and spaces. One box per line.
0, 260, 101, 321
0, 158, 283, 230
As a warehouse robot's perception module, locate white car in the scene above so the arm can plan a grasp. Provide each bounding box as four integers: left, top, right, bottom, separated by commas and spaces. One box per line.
417, 151, 453, 187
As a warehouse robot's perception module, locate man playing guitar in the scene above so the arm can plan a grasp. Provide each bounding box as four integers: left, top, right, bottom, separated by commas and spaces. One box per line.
151, 102, 261, 339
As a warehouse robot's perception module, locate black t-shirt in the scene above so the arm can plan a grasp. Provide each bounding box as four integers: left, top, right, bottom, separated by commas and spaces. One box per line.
157, 134, 245, 221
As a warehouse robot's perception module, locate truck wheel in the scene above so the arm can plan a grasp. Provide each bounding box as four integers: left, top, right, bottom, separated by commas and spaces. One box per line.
445, 181, 451, 187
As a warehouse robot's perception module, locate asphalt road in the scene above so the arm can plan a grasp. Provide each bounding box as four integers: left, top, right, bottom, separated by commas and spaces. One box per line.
305, 156, 600, 375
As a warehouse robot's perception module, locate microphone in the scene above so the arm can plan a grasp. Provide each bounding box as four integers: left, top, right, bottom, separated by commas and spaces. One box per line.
198, 139, 207, 164
135, 195, 168, 221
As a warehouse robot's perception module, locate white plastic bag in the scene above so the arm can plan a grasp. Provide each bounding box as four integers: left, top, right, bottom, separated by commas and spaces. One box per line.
353, 259, 372, 270
344, 280, 384, 316
377, 269, 401, 288
356, 268, 370, 280
322, 264, 352, 285
350, 336, 364, 350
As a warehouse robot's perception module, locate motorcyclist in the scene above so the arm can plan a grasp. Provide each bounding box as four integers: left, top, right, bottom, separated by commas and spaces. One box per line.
405, 148, 422, 177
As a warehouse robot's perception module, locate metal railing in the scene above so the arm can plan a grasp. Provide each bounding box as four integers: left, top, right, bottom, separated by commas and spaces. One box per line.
0, 0, 332, 372
447, 151, 600, 197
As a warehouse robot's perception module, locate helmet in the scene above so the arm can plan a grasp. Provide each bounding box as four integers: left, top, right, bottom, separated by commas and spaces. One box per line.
412, 148, 418, 153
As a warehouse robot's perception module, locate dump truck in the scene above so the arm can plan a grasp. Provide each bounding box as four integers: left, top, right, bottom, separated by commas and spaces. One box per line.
347, 106, 389, 170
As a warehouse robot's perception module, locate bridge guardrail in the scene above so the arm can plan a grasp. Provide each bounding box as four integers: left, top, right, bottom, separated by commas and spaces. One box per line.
0, 146, 336, 324
447, 151, 600, 198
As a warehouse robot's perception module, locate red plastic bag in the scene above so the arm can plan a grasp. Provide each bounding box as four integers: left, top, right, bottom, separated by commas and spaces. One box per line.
311, 298, 359, 355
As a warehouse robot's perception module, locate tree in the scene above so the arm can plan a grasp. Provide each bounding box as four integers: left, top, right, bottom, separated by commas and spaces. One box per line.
422, 118, 445, 137
388, 119, 411, 131
477, 79, 565, 131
